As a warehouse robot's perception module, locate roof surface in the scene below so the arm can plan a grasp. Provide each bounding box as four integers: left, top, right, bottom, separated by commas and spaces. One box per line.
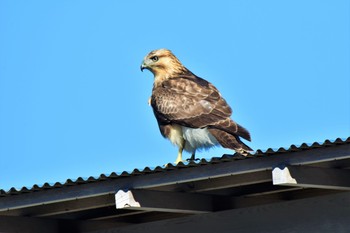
1, 137, 349, 196
1, 137, 350, 232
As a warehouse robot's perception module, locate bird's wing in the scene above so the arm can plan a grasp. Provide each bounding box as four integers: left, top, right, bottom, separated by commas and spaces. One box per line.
151, 75, 232, 129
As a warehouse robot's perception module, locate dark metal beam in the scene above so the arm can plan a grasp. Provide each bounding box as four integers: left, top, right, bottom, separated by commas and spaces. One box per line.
115, 190, 213, 214
86, 191, 350, 233
0, 216, 59, 233
273, 165, 350, 190
151, 170, 272, 193
0, 215, 131, 233
2, 193, 115, 217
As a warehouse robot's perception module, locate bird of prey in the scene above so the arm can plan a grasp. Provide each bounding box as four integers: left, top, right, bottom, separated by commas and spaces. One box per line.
141, 49, 252, 164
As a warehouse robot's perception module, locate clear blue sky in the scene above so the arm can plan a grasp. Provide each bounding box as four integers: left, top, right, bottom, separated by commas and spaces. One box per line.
0, 0, 349, 191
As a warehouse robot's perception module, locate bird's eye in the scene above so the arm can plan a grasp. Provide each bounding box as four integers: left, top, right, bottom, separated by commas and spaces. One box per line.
151, 56, 159, 62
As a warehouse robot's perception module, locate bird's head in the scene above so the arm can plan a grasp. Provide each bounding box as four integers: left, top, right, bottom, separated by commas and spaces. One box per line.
140, 49, 189, 79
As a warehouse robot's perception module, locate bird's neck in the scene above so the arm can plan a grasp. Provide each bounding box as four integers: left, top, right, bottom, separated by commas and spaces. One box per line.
152, 66, 193, 87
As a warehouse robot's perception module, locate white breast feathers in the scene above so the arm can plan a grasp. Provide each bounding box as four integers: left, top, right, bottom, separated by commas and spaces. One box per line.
182, 127, 219, 153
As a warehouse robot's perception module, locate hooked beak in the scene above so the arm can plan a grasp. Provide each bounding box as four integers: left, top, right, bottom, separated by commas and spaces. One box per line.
140, 63, 146, 72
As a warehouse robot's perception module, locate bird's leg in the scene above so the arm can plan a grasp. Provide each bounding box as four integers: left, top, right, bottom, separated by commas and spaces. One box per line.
187, 151, 200, 162
174, 146, 184, 164
190, 151, 196, 161
164, 146, 183, 167
174, 138, 186, 164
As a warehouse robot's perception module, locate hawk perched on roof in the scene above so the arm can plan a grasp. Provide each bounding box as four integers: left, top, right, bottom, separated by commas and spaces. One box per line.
141, 49, 252, 164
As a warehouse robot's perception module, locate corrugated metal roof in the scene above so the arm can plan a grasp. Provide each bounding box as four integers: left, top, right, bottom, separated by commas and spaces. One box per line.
1, 137, 350, 230
1, 137, 349, 197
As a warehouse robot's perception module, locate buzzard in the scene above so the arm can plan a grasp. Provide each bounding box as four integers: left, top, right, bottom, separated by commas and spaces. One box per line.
141, 49, 252, 164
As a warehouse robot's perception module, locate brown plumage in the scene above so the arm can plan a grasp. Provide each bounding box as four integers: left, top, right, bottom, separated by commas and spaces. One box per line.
141, 49, 252, 164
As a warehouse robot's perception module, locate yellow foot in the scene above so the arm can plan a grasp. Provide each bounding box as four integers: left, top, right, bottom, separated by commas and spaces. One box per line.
174, 147, 184, 164
175, 158, 184, 164
163, 161, 185, 168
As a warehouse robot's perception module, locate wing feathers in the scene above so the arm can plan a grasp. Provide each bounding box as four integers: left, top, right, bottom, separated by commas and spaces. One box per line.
151, 75, 232, 128
208, 128, 252, 152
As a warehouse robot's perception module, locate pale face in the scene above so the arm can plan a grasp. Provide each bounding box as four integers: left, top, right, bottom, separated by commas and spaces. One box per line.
140, 49, 184, 78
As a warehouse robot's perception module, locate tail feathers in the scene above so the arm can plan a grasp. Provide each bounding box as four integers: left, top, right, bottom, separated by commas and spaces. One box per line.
214, 119, 251, 142
236, 123, 251, 142
209, 128, 253, 155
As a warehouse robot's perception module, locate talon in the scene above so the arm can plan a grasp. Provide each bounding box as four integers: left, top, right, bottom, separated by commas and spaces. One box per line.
186, 158, 200, 162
